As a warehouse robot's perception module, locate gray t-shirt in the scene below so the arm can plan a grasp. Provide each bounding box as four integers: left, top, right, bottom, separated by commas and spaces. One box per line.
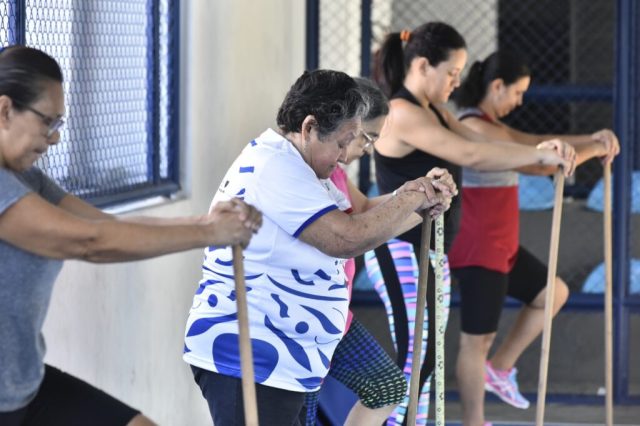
0, 167, 67, 411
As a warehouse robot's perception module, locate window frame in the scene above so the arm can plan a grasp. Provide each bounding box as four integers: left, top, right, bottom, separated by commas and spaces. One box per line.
6, 0, 181, 208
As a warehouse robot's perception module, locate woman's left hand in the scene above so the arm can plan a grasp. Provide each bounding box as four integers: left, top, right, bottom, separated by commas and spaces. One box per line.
537, 139, 577, 176
427, 194, 451, 219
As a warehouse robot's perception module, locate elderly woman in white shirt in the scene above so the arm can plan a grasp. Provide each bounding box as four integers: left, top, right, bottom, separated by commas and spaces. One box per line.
183, 69, 457, 426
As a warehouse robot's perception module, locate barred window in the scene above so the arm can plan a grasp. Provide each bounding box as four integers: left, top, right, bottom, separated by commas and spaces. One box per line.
2, 0, 180, 207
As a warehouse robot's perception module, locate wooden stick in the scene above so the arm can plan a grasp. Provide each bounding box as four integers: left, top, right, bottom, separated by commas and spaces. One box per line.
233, 245, 259, 426
407, 213, 432, 425
434, 214, 446, 426
604, 163, 614, 426
535, 170, 565, 426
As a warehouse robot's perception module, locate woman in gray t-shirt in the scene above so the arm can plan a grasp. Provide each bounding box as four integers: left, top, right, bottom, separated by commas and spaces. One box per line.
0, 46, 261, 426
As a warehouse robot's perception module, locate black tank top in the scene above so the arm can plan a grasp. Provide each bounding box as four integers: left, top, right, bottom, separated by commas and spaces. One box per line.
374, 86, 462, 252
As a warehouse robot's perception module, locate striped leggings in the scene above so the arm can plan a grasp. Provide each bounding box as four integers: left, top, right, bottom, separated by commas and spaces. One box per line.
365, 239, 451, 426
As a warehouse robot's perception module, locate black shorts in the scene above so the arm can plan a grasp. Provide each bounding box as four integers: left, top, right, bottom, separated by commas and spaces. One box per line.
192, 366, 307, 425
0, 364, 140, 426
453, 246, 548, 335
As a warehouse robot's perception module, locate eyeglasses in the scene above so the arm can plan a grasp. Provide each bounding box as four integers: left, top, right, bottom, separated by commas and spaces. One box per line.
361, 130, 379, 154
13, 101, 65, 137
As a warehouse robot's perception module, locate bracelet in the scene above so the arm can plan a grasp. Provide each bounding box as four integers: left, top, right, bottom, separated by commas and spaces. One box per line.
392, 189, 398, 197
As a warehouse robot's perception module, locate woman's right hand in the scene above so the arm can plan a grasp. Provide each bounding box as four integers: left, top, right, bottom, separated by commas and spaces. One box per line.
204, 199, 262, 248
395, 172, 455, 218
592, 128, 620, 164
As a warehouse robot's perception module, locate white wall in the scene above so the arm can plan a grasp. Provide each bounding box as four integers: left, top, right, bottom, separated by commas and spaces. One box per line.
42, 1, 305, 424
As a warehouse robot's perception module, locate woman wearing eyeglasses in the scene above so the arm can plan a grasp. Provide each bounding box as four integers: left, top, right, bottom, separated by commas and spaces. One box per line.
183, 70, 457, 426
302, 78, 456, 426
0, 46, 262, 426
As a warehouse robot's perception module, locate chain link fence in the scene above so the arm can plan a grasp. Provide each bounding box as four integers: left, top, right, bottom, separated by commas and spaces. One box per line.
0, 1, 14, 44
1, 0, 179, 206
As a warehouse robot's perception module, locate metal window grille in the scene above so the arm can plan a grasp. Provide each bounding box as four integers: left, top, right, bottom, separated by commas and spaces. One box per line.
2, 0, 179, 207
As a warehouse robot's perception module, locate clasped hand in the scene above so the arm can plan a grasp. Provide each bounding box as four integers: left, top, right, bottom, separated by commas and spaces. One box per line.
207, 198, 263, 248
591, 129, 620, 164
395, 167, 458, 218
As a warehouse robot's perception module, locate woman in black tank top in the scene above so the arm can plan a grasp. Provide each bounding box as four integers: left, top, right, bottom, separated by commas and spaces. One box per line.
365, 22, 573, 425
376, 86, 461, 254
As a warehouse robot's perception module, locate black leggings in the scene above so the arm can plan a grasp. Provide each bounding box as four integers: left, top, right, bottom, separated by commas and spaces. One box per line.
192, 366, 307, 426
454, 245, 549, 334
0, 365, 139, 426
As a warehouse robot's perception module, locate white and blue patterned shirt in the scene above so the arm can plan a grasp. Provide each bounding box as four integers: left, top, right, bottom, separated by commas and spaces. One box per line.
183, 129, 350, 393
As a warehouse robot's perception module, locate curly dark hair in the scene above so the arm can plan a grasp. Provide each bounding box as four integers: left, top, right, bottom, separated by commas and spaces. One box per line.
277, 70, 366, 138
354, 77, 389, 120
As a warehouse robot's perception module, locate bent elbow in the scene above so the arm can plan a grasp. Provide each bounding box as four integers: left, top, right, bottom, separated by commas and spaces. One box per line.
316, 233, 363, 259
67, 237, 99, 262
71, 227, 110, 263
321, 242, 360, 259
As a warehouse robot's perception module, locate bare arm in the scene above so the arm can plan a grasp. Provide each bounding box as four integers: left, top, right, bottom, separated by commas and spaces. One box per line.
461, 117, 611, 175
57, 194, 114, 220
484, 119, 620, 161
345, 166, 456, 236
502, 124, 594, 146
298, 189, 431, 258
0, 194, 259, 262
303, 170, 457, 258
298, 170, 460, 259
345, 178, 422, 235
519, 142, 605, 175
58, 194, 213, 226
383, 101, 569, 172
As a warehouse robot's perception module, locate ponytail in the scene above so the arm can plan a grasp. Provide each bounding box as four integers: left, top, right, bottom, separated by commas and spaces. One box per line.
373, 22, 466, 98
455, 60, 485, 108
454, 50, 531, 109
373, 32, 405, 98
